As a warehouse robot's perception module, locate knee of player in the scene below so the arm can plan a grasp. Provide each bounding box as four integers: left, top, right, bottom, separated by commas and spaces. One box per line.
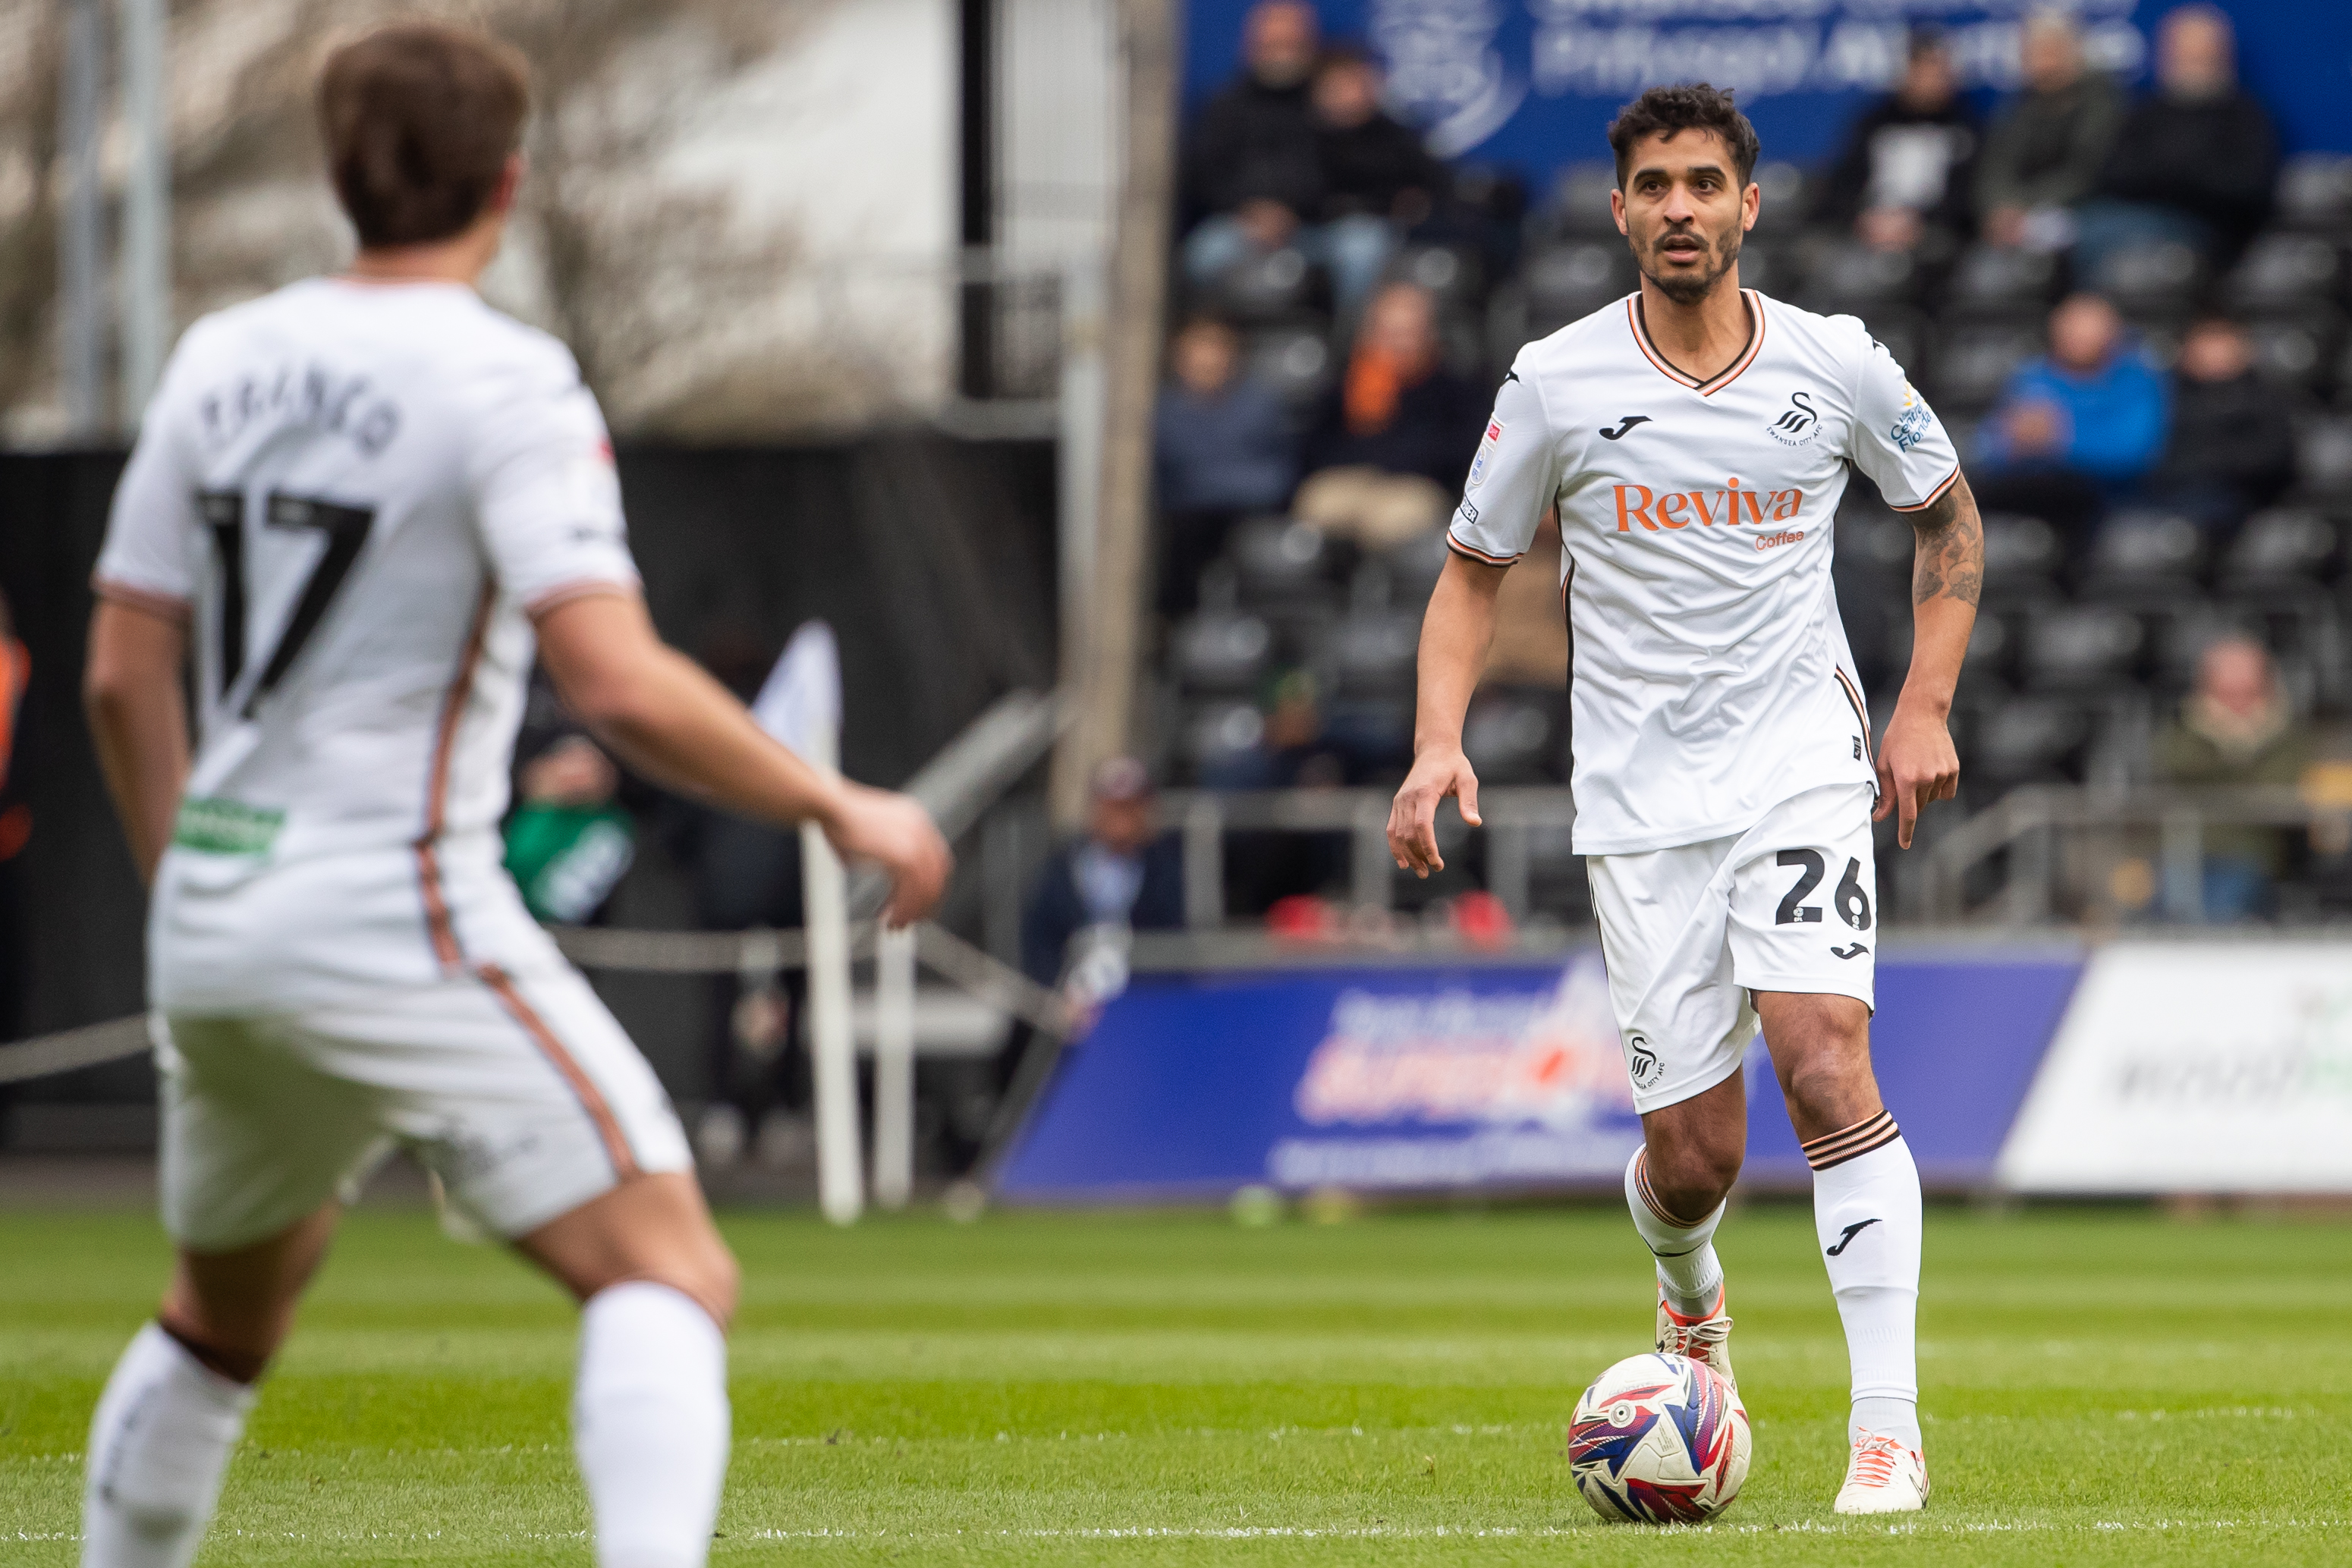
1648, 1142, 1741, 1218
1776, 1051, 1878, 1130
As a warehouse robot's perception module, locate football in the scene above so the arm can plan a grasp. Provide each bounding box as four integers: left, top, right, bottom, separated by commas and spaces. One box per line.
1568, 1352, 1751, 1523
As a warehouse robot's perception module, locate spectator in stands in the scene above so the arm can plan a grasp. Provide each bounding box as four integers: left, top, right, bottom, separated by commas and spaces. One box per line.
2075, 5, 2278, 283
1181, 4, 1394, 327
1817, 30, 1981, 255
1020, 756, 1185, 991
1973, 12, 2125, 251
1294, 281, 1486, 548
2146, 316, 2297, 529
1155, 315, 1299, 614
2153, 635, 2315, 921
1974, 292, 2168, 540
1312, 45, 1442, 241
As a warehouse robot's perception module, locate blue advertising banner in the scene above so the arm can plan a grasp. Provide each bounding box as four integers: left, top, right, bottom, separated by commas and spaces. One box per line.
992, 949, 2084, 1203
1181, 1, 2352, 181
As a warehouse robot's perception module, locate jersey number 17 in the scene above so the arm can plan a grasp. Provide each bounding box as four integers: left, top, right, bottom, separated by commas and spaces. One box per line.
197, 489, 375, 720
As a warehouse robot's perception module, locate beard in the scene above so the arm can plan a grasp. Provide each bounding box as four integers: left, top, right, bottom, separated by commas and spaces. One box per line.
1640, 225, 1741, 304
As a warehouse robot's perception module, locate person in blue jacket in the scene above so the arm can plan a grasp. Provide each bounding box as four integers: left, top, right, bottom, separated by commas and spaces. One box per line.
1973, 291, 2169, 545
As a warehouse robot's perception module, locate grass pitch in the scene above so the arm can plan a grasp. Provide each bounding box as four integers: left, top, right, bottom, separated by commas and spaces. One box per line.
3, 1200, 2349, 1564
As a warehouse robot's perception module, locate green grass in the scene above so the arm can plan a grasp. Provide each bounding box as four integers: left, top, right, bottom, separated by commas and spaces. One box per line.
3, 1201, 2350, 1564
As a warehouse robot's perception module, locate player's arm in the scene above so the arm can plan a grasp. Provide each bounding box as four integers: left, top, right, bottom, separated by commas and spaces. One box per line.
1876, 470, 1982, 848
84, 599, 192, 885
1387, 364, 1557, 876
1388, 554, 1508, 875
533, 591, 948, 925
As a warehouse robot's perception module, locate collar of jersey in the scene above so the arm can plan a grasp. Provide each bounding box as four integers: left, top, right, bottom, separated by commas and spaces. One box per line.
1625, 288, 1765, 397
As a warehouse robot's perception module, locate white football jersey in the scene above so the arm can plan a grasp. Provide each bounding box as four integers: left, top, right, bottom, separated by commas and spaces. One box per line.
1449, 288, 1959, 856
93, 278, 637, 871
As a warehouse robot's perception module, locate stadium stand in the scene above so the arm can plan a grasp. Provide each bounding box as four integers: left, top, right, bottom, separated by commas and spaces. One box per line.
1160, 18, 2352, 924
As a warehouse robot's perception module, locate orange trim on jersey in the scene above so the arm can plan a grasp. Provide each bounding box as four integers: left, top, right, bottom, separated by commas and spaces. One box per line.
1445, 533, 1521, 567
524, 576, 640, 620
92, 577, 194, 625
407, 587, 637, 1181
415, 589, 492, 971
477, 962, 640, 1180
1833, 666, 1875, 769
1624, 289, 1766, 397
1887, 462, 1962, 514
423, 589, 495, 841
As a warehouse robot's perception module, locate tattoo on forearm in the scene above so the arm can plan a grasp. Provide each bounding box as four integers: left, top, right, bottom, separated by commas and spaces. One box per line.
1908, 473, 1984, 608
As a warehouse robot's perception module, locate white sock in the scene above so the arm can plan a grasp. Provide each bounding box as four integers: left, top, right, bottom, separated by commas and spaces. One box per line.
1803, 1114, 1924, 1453
82, 1323, 256, 1568
574, 1282, 731, 1568
1624, 1147, 1726, 1318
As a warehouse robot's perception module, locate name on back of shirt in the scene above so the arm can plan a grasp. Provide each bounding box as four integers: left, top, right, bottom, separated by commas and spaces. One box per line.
198, 360, 404, 458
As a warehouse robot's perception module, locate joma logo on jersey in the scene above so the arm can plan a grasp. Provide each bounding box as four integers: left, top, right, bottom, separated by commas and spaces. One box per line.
1613, 482, 1803, 532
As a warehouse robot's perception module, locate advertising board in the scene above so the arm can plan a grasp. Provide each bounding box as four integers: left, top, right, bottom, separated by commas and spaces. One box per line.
1997, 940, 2352, 1194
994, 947, 2081, 1202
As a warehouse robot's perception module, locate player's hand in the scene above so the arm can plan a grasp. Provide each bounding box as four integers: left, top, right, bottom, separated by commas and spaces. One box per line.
1388, 745, 1482, 877
1872, 701, 1960, 850
824, 783, 953, 927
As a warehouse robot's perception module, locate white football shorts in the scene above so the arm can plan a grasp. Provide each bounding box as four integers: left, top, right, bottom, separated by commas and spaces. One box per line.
149, 836, 691, 1252
1586, 782, 1879, 1114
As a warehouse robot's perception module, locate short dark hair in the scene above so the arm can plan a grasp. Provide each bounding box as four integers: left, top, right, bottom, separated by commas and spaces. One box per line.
318, 23, 530, 248
1606, 83, 1760, 190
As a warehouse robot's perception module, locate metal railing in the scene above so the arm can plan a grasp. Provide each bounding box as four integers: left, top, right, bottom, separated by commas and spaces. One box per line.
1916, 784, 2343, 925
1158, 786, 1579, 928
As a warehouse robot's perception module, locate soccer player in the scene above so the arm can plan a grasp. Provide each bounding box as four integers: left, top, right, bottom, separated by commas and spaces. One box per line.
1387, 84, 1979, 1514
77, 24, 950, 1568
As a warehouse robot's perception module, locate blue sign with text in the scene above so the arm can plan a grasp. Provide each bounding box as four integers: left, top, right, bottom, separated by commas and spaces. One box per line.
1182, 1, 2352, 184
992, 949, 2083, 1202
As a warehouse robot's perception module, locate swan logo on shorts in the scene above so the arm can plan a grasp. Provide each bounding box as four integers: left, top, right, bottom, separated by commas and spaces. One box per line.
1627, 1033, 1662, 1089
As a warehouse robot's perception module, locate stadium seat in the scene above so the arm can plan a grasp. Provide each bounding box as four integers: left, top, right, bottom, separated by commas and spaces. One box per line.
2020, 604, 2145, 692
2091, 240, 2203, 318
1945, 244, 2058, 321
1800, 243, 1918, 313
1750, 162, 1810, 231
2080, 510, 2209, 602
2294, 416, 2352, 501
1979, 513, 2065, 604
1380, 528, 1451, 611
1208, 246, 1322, 325
1169, 609, 1275, 695
1546, 162, 1622, 239
1321, 610, 1422, 698
1523, 241, 1635, 325
1228, 517, 1341, 603
1463, 688, 1562, 784
2147, 603, 2253, 688
1734, 241, 1798, 298
1245, 325, 1335, 410
1393, 244, 1486, 310
2222, 507, 2343, 590
2245, 310, 2344, 399
2275, 153, 2352, 234
2224, 233, 2346, 313
1183, 699, 1269, 777
1967, 696, 2097, 787
1932, 323, 2042, 414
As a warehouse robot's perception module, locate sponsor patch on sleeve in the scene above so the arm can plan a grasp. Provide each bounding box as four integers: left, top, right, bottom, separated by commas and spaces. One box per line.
1466, 416, 1505, 490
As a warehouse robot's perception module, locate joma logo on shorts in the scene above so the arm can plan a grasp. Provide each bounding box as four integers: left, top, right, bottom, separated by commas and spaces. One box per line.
1612, 482, 1804, 532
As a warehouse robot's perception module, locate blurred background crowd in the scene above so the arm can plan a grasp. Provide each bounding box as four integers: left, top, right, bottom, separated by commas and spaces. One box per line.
1145, 0, 2352, 934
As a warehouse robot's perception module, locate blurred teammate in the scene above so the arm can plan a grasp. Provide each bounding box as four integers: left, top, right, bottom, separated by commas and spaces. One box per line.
1388, 84, 1979, 1515
79, 24, 949, 1568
